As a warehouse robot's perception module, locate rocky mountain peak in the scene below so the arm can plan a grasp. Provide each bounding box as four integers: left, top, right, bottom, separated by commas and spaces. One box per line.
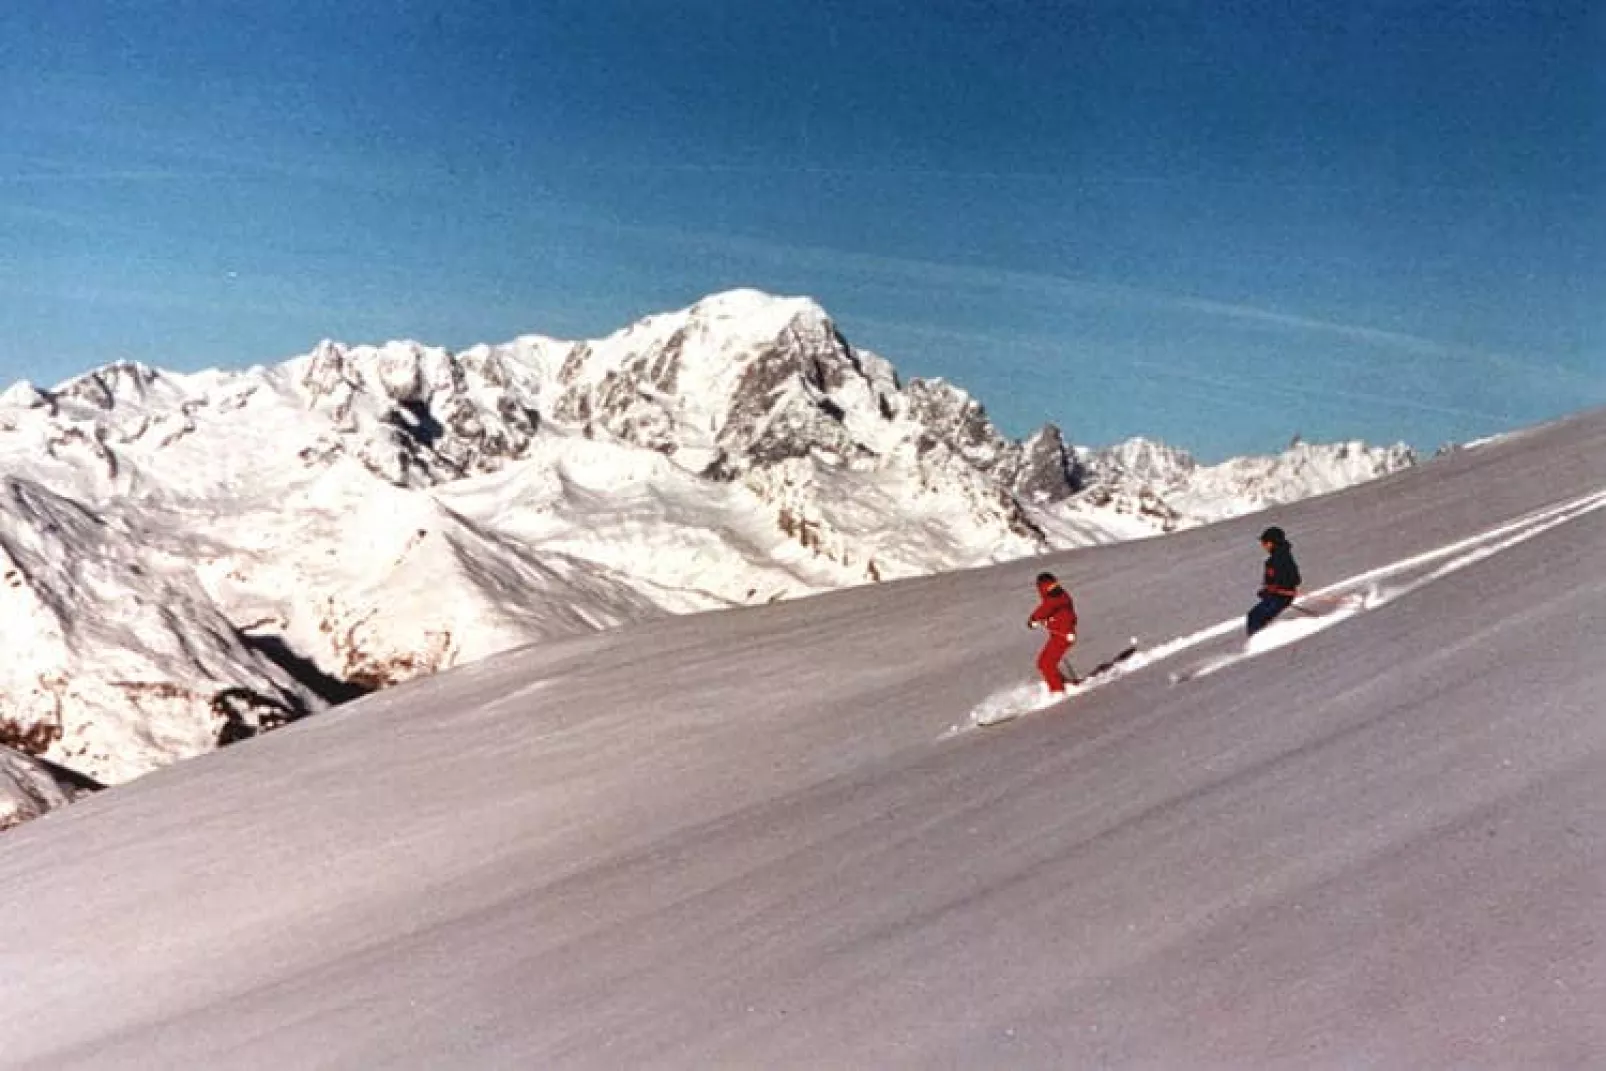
1005, 424, 1086, 504
1088, 437, 1200, 486
1, 381, 50, 410
286, 338, 545, 485
53, 360, 168, 410
549, 290, 903, 478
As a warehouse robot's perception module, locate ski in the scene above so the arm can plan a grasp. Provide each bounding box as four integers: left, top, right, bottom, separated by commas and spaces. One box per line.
1068, 642, 1138, 685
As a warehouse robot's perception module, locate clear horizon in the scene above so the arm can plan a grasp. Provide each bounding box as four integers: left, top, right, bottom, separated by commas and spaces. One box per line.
2, 1, 1600, 460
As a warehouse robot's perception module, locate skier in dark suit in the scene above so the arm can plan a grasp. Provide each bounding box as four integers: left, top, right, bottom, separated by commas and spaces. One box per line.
1247, 526, 1301, 636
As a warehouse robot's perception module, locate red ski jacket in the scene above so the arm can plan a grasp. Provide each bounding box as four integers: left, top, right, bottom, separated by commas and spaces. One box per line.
1028, 577, 1078, 636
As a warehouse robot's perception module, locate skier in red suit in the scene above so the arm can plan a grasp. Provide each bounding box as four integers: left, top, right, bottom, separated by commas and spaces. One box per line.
1027, 571, 1079, 693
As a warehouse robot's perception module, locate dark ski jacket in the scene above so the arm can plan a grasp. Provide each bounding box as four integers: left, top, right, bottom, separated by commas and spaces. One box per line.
1029, 577, 1078, 636
1260, 543, 1302, 598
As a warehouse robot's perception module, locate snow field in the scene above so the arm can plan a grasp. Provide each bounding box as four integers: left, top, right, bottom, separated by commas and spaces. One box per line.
968, 484, 1606, 722
0, 407, 1601, 1066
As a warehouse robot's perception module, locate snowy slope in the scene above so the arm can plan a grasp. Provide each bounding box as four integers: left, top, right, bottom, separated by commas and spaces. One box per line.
0, 406, 1598, 1068
0, 290, 1412, 791
0, 747, 83, 831
0, 475, 317, 783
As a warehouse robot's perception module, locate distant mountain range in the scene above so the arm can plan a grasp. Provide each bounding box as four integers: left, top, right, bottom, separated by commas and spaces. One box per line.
0, 289, 1413, 812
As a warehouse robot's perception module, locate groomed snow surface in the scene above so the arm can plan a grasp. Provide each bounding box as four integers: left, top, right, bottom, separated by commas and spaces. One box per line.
0, 407, 1601, 1068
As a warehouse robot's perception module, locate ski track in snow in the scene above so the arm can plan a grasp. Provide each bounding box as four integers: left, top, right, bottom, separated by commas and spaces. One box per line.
959, 487, 1606, 730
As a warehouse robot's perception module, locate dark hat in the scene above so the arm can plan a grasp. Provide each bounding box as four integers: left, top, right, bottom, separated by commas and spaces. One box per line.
1035, 571, 1058, 585
1259, 526, 1287, 545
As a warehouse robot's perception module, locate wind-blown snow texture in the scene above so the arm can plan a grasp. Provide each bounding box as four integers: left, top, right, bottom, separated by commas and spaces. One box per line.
0, 406, 1599, 1068
0, 290, 1412, 797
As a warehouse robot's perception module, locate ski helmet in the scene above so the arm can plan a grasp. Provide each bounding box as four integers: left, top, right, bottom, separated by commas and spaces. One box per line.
1259, 526, 1286, 545
1036, 571, 1057, 585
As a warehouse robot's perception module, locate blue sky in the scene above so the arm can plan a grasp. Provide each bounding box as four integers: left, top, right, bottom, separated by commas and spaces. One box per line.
2, 0, 1600, 459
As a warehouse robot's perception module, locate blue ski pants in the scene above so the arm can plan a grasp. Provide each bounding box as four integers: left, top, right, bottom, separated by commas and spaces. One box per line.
1246, 594, 1294, 637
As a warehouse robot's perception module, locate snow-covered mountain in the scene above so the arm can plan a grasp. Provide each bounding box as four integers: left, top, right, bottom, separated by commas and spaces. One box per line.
0, 289, 1414, 793
1077, 433, 1418, 528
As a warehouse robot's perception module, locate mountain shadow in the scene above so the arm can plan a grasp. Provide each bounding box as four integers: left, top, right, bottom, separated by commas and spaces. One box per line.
33, 754, 106, 796
241, 632, 375, 707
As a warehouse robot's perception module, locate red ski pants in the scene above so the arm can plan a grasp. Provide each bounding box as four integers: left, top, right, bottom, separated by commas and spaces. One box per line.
1037, 631, 1075, 692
